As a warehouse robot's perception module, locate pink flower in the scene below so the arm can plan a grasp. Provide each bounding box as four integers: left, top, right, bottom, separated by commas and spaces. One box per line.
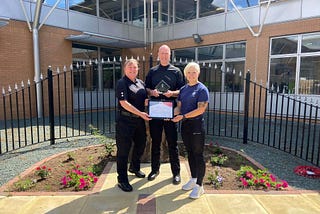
240, 178, 248, 187
265, 182, 271, 188
269, 174, 276, 182
246, 171, 254, 179
282, 180, 288, 188
61, 176, 68, 186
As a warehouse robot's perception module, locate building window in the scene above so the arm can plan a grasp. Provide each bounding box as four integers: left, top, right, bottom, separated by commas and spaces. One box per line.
173, 41, 246, 92
72, 44, 121, 90
200, 0, 225, 18
269, 33, 320, 95
228, 0, 259, 11
43, 0, 66, 9
70, 0, 97, 16
175, 0, 197, 23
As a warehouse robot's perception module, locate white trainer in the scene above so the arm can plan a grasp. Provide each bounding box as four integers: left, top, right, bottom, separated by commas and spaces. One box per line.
182, 178, 197, 191
189, 184, 204, 199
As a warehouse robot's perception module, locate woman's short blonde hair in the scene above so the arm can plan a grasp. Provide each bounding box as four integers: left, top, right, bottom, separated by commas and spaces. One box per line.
124, 58, 139, 68
183, 62, 200, 76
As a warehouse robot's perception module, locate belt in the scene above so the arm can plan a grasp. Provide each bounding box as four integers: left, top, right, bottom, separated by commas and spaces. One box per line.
119, 111, 140, 118
184, 117, 203, 121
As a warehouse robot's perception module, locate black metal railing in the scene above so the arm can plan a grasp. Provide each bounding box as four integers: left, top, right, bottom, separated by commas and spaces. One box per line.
0, 63, 319, 167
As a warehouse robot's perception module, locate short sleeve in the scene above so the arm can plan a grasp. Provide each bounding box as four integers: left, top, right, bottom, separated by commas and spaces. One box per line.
116, 79, 127, 101
198, 86, 209, 103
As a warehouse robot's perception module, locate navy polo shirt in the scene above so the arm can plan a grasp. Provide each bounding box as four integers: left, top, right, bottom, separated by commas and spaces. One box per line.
145, 64, 185, 101
178, 82, 209, 115
116, 76, 147, 112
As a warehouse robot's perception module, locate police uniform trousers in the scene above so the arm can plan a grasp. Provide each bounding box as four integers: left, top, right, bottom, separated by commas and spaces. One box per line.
116, 115, 146, 183
149, 119, 180, 176
181, 118, 206, 186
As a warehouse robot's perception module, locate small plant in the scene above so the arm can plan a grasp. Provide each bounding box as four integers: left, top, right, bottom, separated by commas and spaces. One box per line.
14, 178, 35, 191
87, 163, 104, 175
207, 168, 224, 189
35, 165, 51, 180
60, 164, 98, 191
66, 152, 75, 161
208, 141, 222, 155
89, 124, 115, 157
104, 141, 116, 157
210, 154, 228, 166
237, 165, 289, 190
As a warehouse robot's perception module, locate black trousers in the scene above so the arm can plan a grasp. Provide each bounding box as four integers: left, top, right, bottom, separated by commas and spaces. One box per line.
149, 119, 180, 176
181, 118, 205, 186
116, 115, 146, 183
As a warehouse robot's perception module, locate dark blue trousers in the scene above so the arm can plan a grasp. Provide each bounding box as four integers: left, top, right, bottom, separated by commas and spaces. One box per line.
116, 116, 146, 183
149, 119, 180, 176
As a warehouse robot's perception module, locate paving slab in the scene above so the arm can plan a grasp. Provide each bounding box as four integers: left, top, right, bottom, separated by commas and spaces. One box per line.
254, 194, 320, 214
206, 194, 267, 214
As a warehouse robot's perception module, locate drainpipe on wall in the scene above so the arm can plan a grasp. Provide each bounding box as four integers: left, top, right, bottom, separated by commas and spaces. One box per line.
20, 0, 60, 118
33, 0, 43, 118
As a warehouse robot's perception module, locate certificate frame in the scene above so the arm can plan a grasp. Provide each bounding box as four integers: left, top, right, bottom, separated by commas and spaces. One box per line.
148, 100, 174, 119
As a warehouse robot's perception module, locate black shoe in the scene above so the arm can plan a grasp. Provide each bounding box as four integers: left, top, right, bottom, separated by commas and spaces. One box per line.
147, 171, 159, 181
172, 174, 181, 185
118, 182, 133, 192
129, 168, 146, 178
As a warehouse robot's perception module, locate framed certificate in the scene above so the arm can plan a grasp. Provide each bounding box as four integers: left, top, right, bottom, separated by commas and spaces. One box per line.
148, 100, 174, 119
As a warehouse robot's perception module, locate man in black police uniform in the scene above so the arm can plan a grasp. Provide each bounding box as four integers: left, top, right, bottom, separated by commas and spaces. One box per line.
116, 59, 151, 192
145, 44, 185, 185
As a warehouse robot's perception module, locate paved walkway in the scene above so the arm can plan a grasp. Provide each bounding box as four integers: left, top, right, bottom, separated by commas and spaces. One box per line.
0, 162, 319, 214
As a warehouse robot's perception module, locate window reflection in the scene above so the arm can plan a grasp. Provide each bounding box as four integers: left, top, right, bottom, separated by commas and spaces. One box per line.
173, 48, 196, 63
302, 34, 320, 53
175, 0, 196, 23
153, 0, 171, 27
70, 0, 97, 16
225, 61, 244, 92
198, 45, 223, 61
200, 62, 223, 92
271, 36, 298, 55
299, 56, 320, 94
228, 0, 259, 11
226, 42, 246, 58
43, 0, 66, 9
173, 42, 246, 93
269, 57, 296, 93
200, 0, 225, 18
99, 0, 123, 22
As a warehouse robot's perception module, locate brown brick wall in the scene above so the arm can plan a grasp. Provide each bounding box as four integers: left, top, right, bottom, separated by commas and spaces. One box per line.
1, 18, 320, 119
0, 20, 80, 119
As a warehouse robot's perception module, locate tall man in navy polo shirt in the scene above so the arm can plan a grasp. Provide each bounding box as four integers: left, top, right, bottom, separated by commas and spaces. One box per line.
145, 44, 185, 185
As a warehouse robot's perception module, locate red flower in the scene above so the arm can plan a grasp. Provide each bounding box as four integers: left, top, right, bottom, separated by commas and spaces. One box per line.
282, 180, 288, 188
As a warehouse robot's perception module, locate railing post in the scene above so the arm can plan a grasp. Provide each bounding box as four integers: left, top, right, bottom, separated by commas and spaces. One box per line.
243, 71, 251, 144
149, 53, 153, 68
48, 67, 55, 145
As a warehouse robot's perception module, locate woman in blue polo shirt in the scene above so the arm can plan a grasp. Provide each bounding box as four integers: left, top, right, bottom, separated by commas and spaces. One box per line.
172, 62, 209, 199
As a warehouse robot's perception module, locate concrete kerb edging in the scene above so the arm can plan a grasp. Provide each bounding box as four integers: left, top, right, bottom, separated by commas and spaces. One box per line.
0, 144, 318, 196
0, 144, 112, 196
